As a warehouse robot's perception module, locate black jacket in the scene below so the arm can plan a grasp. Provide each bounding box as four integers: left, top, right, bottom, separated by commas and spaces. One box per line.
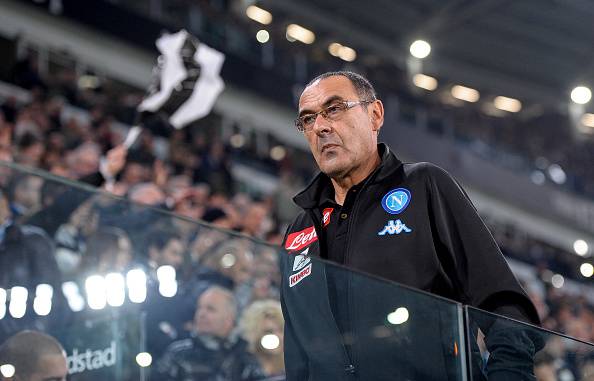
155, 332, 266, 381
280, 143, 540, 381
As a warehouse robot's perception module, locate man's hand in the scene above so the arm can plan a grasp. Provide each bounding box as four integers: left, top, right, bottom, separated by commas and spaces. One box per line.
103, 145, 128, 178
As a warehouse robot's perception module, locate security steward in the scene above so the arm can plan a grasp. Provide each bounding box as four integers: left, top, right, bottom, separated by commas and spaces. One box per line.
280, 71, 542, 381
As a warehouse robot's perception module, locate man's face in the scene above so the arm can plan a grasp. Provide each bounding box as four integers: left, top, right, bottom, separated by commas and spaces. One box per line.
162, 238, 184, 268
298, 76, 383, 179
194, 290, 234, 338
27, 353, 68, 381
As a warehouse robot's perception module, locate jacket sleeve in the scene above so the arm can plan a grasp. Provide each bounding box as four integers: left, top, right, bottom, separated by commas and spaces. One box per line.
425, 165, 542, 380
425, 164, 539, 324
280, 291, 309, 381
279, 225, 309, 381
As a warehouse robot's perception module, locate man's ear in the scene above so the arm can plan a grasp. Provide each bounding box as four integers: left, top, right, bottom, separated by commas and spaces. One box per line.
370, 100, 384, 132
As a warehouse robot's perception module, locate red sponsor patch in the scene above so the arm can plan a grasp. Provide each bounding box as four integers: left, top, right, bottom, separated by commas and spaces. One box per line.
289, 263, 312, 287
285, 226, 318, 252
322, 208, 333, 227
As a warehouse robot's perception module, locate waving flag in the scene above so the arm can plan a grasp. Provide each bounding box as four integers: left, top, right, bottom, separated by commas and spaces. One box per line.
137, 29, 225, 129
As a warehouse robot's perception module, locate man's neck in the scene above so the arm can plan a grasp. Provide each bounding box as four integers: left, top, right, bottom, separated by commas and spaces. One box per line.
331, 151, 381, 205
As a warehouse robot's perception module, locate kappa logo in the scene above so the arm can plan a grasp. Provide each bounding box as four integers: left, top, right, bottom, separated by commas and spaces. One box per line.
381, 188, 411, 215
292, 248, 311, 271
289, 263, 312, 287
285, 226, 318, 252
322, 208, 333, 227
378, 220, 412, 236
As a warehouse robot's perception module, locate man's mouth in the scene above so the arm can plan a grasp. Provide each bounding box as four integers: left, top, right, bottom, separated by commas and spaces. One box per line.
321, 144, 339, 153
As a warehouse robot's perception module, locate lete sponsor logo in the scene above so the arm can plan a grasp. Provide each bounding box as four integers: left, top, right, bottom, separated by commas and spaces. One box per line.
67, 341, 117, 374
289, 263, 312, 287
285, 226, 317, 252
292, 248, 311, 272
322, 208, 333, 227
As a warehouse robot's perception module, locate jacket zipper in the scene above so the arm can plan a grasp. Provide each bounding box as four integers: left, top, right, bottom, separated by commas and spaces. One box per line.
307, 211, 355, 377
342, 191, 364, 379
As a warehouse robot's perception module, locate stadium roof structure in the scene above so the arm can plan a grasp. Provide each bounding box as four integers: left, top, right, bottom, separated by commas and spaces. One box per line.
262, 0, 594, 108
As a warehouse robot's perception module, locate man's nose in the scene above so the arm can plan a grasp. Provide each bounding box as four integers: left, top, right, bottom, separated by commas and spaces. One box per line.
312, 114, 332, 134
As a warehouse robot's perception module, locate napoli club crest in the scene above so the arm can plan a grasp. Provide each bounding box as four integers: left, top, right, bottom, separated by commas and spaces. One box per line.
381, 188, 411, 215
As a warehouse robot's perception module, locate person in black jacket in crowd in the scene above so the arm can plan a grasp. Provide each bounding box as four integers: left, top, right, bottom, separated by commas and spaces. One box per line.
155, 286, 265, 381
280, 71, 543, 380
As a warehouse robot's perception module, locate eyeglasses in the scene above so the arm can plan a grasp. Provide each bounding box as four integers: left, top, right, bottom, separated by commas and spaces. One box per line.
294, 100, 374, 132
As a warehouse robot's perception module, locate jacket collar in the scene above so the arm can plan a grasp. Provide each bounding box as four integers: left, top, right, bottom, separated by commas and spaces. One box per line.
293, 143, 403, 209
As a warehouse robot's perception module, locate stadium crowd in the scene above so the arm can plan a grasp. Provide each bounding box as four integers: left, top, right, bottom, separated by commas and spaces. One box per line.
0, 51, 592, 380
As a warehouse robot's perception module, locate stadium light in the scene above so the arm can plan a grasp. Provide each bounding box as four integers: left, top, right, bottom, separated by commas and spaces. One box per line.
256, 30, 270, 44
571, 86, 592, 104
494, 96, 522, 113
551, 274, 564, 288
339, 46, 356, 62
62, 282, 85, 312
157, 266, 178, 298
286, 24, 315, 44
327, 42, 357, 62
127, 269, 147, 303
451, 85, 480, 103
413, 74, 438, 91
0, 364, 16, 378
0, 288, 6, 320
387, 307, 409, 325
573, 239, 589, 256
85, 275, 107, 310
261, 334, 280, 350
270, 146, 287, 161
547, 164, 566, 185
246, 5, 272, 25
9, 287, 28, 319
580, 263, 593, 278
106, 273, 126, 307
328, 42, 342, 57
229, 134, 246, 148
33, 284, 53, 316
221, 253, 237, 268
409, 40, 431, 59
581, 113, 594, 128
136, 352, 153, 367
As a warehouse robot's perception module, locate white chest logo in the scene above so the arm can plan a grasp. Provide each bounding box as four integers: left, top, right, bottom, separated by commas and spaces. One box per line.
378, 220, 413, 235
292, 248, 311, 271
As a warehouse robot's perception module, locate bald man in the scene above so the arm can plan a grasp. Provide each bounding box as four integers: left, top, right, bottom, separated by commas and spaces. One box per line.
0, 330, 68, 381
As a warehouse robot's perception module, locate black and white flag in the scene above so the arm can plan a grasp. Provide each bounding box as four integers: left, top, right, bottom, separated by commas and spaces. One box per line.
124, 30, 225, 148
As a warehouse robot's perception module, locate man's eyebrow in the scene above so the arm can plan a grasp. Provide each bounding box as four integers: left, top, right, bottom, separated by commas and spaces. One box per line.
298, 95, 345, 117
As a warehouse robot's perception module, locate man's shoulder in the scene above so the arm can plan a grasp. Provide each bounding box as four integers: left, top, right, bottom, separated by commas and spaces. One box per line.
401, 161, 456, 184
164, 338, 195, 356
402, 161, 446, 176
284, 209, 314, 240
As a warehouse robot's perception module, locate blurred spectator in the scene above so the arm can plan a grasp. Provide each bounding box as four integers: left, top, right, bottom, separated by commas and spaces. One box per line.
202, 207, 234, 229
155, 286, 265, 381
581, 357, 594, 381
128, 182, 166, 206
239, 202, 270, 239
53, 199, 100, 272
65, 141, 101, 179
0, 188, 60, 288
239, 300, 285, 379
0, 330, 67, 381
6, 173, 43, 219
15, 132, 44, 167
144, 228, 185, 271
81, 226, 133, 274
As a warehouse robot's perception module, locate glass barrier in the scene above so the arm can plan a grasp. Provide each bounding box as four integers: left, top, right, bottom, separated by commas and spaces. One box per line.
0, 161, 590, 380
281, 258, 467, 380
466, 306, 594, 381
0, 161, 283, 380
